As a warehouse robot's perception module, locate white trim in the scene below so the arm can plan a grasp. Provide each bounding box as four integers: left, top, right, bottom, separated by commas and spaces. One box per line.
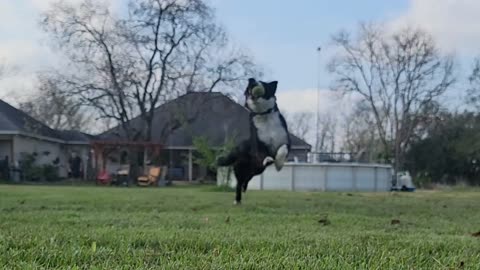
64, 141, 90, 145
13, 132, 64, 144
0, 131, 18, 135
0, 131, 308, 149
0, 130, 89, 145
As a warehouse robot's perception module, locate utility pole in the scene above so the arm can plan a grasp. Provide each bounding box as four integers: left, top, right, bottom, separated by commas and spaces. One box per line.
314, 46, 322, 161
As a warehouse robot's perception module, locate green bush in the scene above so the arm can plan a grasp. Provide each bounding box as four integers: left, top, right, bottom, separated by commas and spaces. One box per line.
42, 165, 59, 182
193, 136, 236, 183
192, 137, 218, 171
413, 173, 432, 189
18, 153, 60, 182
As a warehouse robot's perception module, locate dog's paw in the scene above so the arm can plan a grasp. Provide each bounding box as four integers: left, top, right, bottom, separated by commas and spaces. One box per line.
274, 144, 288, 171
233, 200, 241, 205
262, 156, 274, 167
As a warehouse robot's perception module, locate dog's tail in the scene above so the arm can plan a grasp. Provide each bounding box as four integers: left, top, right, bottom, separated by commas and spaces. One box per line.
216, 140, 250, 167
216, 150, 238, 167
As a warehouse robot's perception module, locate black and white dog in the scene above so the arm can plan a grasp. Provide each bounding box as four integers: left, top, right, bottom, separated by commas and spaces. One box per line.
217, 78, 290, 204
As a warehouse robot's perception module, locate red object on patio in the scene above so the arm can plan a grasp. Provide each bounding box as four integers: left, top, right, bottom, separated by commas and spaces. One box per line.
96, 170, 111, 185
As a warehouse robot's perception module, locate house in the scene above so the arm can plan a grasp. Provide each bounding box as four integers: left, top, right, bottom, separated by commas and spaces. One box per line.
99, 92, 311, 181
0, 92, 311, 183
0, 99, 92, 180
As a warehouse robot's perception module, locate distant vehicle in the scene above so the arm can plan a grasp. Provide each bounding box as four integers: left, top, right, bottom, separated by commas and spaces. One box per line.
391, 171, 416, 192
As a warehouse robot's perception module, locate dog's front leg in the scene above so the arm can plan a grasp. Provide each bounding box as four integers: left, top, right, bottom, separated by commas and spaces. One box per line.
274, 144, 289, 171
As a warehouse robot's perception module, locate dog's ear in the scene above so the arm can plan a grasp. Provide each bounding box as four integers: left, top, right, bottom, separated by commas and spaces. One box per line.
245, 78, 257, 96
247, 78, 257, 88
266, 81, 278, 95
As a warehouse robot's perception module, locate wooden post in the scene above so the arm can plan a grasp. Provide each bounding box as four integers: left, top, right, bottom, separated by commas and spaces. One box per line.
93, 146, 99, 184
143, 148, 148, 174
10, 136, 15, 182
10, 136, 15, 164
188, 149, 193, 182
82, 148, 88, 181
102, 151, 106, 170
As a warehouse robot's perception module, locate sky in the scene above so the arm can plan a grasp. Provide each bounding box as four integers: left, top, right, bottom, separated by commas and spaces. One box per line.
1, 0, 480, 132
212, 0, 408, 90
211, 0, 480, 115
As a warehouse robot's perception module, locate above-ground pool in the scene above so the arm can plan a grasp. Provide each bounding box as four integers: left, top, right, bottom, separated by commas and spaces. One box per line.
217, 163, 393, 192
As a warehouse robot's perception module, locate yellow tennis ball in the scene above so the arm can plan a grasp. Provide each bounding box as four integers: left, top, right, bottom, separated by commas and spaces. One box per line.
252, 85, 265, 97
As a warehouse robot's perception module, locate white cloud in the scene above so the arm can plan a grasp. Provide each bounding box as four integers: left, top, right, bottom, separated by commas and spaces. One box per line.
29, 0, 59, 11
0, 40, 49, 69
392, 0, 480, 55
0, 73, 38, 105
29, 0, 116, 11
0, 0, 121, 100
276, 88, 363, 150
276, 88, 359, 115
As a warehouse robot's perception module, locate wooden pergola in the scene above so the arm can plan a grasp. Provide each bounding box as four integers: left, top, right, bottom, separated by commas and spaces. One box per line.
90, 140, 163, 173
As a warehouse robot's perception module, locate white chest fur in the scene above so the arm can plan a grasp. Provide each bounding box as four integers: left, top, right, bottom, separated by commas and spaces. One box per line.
253, 112, 288, 153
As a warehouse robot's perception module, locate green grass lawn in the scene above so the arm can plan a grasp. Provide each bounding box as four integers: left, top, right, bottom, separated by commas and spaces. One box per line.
1, 185, 479, 269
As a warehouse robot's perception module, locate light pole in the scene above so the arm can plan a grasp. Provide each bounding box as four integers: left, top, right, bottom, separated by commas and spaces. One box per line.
315, 46, 322, 161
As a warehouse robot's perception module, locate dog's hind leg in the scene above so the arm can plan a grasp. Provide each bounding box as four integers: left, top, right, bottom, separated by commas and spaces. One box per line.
233, 169, 246, 205
274, 144, 289, 171
234, 182, 242, 205
242, 180, 249, 193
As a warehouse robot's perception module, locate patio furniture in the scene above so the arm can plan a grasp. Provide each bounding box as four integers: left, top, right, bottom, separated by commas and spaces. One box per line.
96, 170, 111, 185
137, 166, 161, 186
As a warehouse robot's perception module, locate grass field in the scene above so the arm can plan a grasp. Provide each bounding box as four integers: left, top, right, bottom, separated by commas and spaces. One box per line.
1, 185, 480, 269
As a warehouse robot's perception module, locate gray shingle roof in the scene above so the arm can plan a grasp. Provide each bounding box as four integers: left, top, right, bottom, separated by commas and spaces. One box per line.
57, 130, 96, 142
0, 99, 95, 144
100, 92, 311, 149
0, 99, 60, 139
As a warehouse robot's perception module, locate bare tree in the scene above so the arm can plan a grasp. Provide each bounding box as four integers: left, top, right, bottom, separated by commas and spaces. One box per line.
41, 0, 260, 142
316, 111, 337, 152
0, 62, 5, 78
329, 23, 455, 176
342, 100, 380, 162
19, 75, 92, 131
284, 111, 314, 142
468, 58, 480, 110
283, 110, 336, 154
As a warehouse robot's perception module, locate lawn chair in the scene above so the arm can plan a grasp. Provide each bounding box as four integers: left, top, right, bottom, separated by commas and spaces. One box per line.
137, 166, 161, 186
113, 164, 130, 186
96, 170, 111, 185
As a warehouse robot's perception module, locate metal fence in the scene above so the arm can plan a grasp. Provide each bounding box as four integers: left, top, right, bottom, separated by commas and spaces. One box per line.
308, 152, 355, 163
307, 152, 389, 165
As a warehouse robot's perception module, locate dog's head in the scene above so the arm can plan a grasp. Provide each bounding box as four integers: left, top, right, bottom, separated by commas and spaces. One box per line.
244, 78, 278, 114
